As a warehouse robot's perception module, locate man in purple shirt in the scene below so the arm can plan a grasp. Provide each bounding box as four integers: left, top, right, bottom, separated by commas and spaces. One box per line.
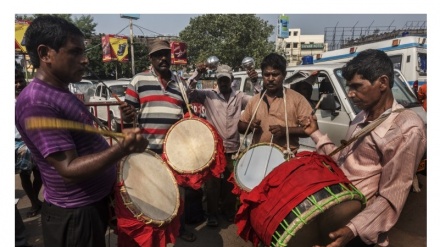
15, 15, 148, 247
299, 49, 426, 247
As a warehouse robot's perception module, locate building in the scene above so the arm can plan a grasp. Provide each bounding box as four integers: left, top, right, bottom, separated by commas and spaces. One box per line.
277, 28, 327, 66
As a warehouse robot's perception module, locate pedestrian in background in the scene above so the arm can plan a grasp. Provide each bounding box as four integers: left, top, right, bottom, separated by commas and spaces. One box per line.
417, 82, 427, 111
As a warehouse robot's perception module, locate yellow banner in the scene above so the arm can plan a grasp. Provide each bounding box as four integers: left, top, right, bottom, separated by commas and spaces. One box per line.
15, 21, 31, 53
109, 35, 129, 62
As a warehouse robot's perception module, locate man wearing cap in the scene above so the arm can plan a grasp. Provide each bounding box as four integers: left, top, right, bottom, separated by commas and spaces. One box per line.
187, 64, 252, 226
120, 39, 197, 244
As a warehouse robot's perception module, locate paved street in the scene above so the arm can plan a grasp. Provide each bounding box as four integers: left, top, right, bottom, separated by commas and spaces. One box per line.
15, 173, 427, 247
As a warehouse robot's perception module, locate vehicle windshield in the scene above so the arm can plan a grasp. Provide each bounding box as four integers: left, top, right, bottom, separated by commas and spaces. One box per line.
110, 85, 128, 97
334, 69, 421, 114
69, 81, 94, 94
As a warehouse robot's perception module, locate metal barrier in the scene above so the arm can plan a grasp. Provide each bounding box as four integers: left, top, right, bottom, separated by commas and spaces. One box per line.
84, 101, 125, 146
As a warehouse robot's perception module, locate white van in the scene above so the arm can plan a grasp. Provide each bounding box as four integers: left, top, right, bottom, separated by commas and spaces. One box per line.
233, 63, 427, 170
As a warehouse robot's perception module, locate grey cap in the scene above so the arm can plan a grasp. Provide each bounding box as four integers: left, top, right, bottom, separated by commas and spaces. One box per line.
216, 65, 233, 80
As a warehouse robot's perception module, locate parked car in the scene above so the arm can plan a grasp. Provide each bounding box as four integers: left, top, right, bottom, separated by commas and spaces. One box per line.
88, 78, 131, 132
68, 79, 95, 102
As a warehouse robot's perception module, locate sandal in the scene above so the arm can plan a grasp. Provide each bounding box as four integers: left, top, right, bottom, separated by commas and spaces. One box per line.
179, 231, 197, 242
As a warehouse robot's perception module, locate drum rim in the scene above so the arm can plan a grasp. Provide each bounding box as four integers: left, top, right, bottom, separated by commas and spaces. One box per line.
233, 143, 286, 192
163, 118, 217, 174
271, 183, 366, 246
117, 150, 180, 227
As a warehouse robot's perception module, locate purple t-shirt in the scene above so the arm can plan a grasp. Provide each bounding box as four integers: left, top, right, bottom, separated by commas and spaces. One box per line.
15, 78, 116, 208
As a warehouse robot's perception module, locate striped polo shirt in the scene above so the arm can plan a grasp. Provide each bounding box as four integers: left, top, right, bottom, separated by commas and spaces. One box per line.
15, 78, 115, 208
125, 70, 187, 154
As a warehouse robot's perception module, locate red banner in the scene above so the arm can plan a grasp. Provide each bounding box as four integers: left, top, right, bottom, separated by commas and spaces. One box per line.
170, 41, 188, 65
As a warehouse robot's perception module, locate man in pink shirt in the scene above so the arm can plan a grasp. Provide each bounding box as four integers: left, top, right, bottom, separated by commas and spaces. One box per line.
299, 49, 426, 247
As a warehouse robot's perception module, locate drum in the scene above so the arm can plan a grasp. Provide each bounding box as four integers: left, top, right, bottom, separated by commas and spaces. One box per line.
234, 143, 286, 192
163, 117, 216, 174
163, 116, 227, 190
117, 150, 180, 227
235, 151, 366, 247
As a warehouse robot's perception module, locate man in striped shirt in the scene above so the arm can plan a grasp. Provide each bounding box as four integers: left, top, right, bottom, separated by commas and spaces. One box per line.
120, 39, 196, 243
300, 49, 426, 247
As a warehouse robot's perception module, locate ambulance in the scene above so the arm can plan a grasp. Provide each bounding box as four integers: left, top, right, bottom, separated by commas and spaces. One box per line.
313, 36, 427, 92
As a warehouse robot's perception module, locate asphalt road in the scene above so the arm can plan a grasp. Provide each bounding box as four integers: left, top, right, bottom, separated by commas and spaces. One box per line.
15, 173, 427, 247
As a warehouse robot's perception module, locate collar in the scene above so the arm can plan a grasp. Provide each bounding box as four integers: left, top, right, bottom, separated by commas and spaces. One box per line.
260, 87, 285, 99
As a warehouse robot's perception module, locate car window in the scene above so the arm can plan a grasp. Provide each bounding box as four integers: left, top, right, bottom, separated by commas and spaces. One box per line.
101, 86, 108, 98
110, 85, 128, 97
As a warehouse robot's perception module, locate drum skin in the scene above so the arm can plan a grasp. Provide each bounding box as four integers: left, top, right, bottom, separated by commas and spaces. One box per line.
235, 151, 366, 247
234, 143, 286, 191
118, 150, 180, 227
163, 118, 216, 174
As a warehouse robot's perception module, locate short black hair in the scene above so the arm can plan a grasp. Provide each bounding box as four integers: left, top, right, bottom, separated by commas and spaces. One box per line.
341, 49, 394, 88
24, 15, 84, 68
260, 53, 287, 76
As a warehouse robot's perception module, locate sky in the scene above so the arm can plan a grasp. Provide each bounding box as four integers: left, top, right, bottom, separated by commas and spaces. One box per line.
75, 14, 427, 42
3, 1, 438, 245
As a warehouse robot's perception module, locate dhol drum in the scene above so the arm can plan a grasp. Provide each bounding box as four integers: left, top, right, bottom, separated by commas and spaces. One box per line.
234, 143, 286, 192
116, 150, 180, 227
163, 116, 226, 190
235, 151, 366, 247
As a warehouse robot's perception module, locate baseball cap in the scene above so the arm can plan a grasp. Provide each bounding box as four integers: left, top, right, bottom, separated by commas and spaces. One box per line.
148, 39, 171, 55
216, 65, 233, 80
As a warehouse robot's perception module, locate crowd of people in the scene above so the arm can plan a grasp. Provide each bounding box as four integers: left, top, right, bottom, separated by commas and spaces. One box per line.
15, 15, 426, 247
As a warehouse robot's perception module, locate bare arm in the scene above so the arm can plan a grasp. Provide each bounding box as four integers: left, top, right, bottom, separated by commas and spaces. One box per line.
46, 128, 148, 183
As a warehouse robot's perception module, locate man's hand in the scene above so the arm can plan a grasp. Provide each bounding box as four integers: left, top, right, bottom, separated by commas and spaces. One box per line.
268, 125, 284, 138
246, 69, 258, 83
313, 226, 355, 247
297, 115, 319, 136
249, 119, 262, 133
119, 102, 136, 123
118, 128, 149, 155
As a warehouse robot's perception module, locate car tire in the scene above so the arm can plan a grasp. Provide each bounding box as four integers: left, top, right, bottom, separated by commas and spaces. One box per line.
110, 114, 121, 132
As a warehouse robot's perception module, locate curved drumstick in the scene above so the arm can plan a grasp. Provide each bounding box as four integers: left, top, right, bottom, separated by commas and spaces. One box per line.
263, 135, 274, 177
25, 117, 125, 138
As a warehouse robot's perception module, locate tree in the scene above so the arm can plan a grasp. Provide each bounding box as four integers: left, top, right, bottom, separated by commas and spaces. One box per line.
73, 15, 97, 39
179, 14, 275, 71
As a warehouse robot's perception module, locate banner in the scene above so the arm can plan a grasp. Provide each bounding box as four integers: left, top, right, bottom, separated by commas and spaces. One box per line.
278, 15, 289, 39
15, 21, 31, 53
101, 34, 129, 63
170, 41, 188, 65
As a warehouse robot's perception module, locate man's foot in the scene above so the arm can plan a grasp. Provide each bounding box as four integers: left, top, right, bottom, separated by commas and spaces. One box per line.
179, 230, 196, 242
207, 215, 219, 227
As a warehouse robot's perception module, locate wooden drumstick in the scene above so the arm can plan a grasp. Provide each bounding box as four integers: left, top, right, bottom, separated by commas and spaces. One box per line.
25, 117, 125, 138
311, 94, 325, 115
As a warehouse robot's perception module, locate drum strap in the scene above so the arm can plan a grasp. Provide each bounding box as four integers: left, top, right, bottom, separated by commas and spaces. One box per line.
329, 108, 405, 156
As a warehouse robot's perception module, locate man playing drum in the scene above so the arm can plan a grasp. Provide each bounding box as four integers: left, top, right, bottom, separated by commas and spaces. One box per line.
299, 49, 426, 247
238, 53, 312, 156
15, 15, 149, 247
187, 64, 251, 226
120, 39, 197, 244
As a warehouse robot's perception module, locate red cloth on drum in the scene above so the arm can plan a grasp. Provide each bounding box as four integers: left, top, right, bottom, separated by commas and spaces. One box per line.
228, 169, 249, 198
235, 151, 351, 247
113, 182, 183, 247
162, 113, 227, 190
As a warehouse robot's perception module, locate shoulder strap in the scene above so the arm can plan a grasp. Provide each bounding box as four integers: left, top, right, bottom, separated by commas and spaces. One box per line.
329, 108, 405, 156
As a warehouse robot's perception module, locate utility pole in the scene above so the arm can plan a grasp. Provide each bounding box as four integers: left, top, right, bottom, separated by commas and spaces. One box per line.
120, 14, 140, 77
129, 18, 135, 76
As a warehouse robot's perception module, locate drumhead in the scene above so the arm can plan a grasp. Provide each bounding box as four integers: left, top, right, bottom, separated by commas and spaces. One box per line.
119, 150, 180, 226
235, 144, 286, 191
164, 118, 216, 173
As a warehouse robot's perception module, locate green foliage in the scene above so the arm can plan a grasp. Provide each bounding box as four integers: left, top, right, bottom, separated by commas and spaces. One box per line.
73, 15, 97, 39
179, 14, 275, 71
